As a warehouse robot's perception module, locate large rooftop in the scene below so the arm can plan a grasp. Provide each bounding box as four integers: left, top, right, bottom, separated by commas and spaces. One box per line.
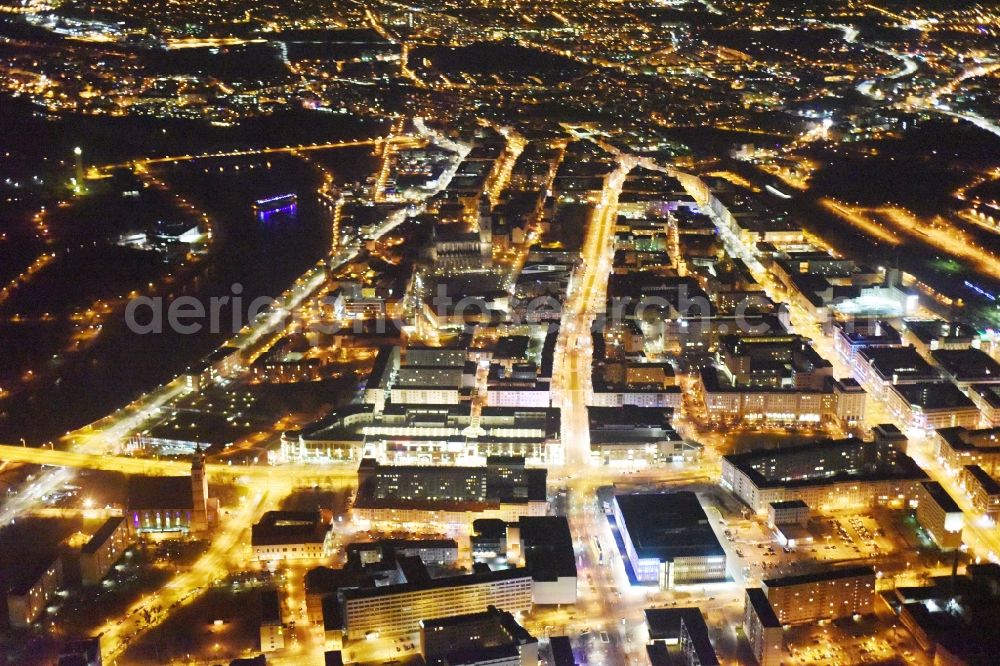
354, 458, 547, 512
891, 382, 977, 411
251, 511, 330, 547
920, 481, 961, 514
857, 345, 939, 382
126, 475, 193, 511
932, 348, 1000, 383
763, 565, 875, 588
723, 436, 926, 489
518, 516, 577, 581
613, 492, 725, 562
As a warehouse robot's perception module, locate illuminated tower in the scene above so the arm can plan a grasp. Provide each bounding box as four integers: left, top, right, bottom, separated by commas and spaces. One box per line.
191, 446, 209, 532
73, 146, 85, 193
478, 194, 492, 262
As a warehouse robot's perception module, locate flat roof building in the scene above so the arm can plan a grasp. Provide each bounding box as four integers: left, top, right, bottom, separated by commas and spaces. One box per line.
935, 426, 1000, 475
761, 566, 875, 625
586, 406, 696, 466
698, 369, 866, 429
743, 588, 783, 666
346, 538, 459, 568
7, 553, 63, 628
548, 636, 576, 666
962, 465, 1000, 518
767, 500, 809, 528
251, 511, 333, 562
853, 345, 940, 397
419, 605, 538, 666
885, 382, 981, 431
970, 384, 1000, 427
341, 567, 534, 640
902, 319, 977, 354
932, 348, 1000, 388
915, 482, 963, 550
57, 637, 101, 666
515, 516, 577, 605
721, 430, 926, 513
612, 492, 726, 589
644, 607, 720, 666
290, 403, 562, 465
80, 516, 131, 586
833, 320, 901, 362
354, 457, 547, 524
260, 588, 284, 653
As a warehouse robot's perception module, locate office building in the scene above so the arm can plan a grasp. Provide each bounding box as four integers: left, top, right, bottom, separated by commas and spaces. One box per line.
346, 539, 459, 568
717, 334, 832, 390
932, 349, 1000, 389
970, 384, 1000, 427
420, 605, 538, 666
587, 406, 697, 466
761, 566, 875, 625
853, 345, 940, 398
511, 516, 577, 605
389, 346, 475, 405
721, 429, 926, 513
612, 492, 727, 589
743, 588, 783, 665
353, 457, 547, 524
767, 500, 809, 528
80, 516, 131, 585
935, 426, 1000, 474
288, 403, 562, 465
901, 319, 977, 355
251, 511, 334, 562
962, 465, 1000, 518
341, 567, 534, 640
833, 320, 901, 363
885, 382, 981, 431
915, 481, 963, 550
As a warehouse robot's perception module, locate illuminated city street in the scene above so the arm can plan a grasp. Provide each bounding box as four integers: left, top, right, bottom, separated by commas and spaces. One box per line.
2, 1, 1000, 665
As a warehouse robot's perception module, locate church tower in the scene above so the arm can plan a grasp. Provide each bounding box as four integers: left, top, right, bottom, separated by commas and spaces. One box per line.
191, 446, 209, 532
478, 194, 493, 262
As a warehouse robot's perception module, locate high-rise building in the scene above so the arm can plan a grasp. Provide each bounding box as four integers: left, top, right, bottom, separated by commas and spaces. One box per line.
761, 567, 875, 625
743, 588, 783, 665
340, 567, 534, 640
914, 481, 964, 550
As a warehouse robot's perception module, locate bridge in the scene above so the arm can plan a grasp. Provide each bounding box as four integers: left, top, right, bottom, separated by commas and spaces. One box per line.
0, 444, 355, 483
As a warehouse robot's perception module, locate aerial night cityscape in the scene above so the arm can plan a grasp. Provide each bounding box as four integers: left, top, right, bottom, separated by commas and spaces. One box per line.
1, 1, 1000, 666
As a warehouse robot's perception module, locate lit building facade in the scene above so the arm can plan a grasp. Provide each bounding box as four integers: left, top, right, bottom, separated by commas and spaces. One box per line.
80, 516, 131, 586
721, 429, 926, 513
612, 492, 727, 590
341, 568, 533, 640
743, 588, 783, 666
761, 567, 875, 625
7, 555, 63, 628
914, 481, 964, 550
962, 465, 1000, 518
